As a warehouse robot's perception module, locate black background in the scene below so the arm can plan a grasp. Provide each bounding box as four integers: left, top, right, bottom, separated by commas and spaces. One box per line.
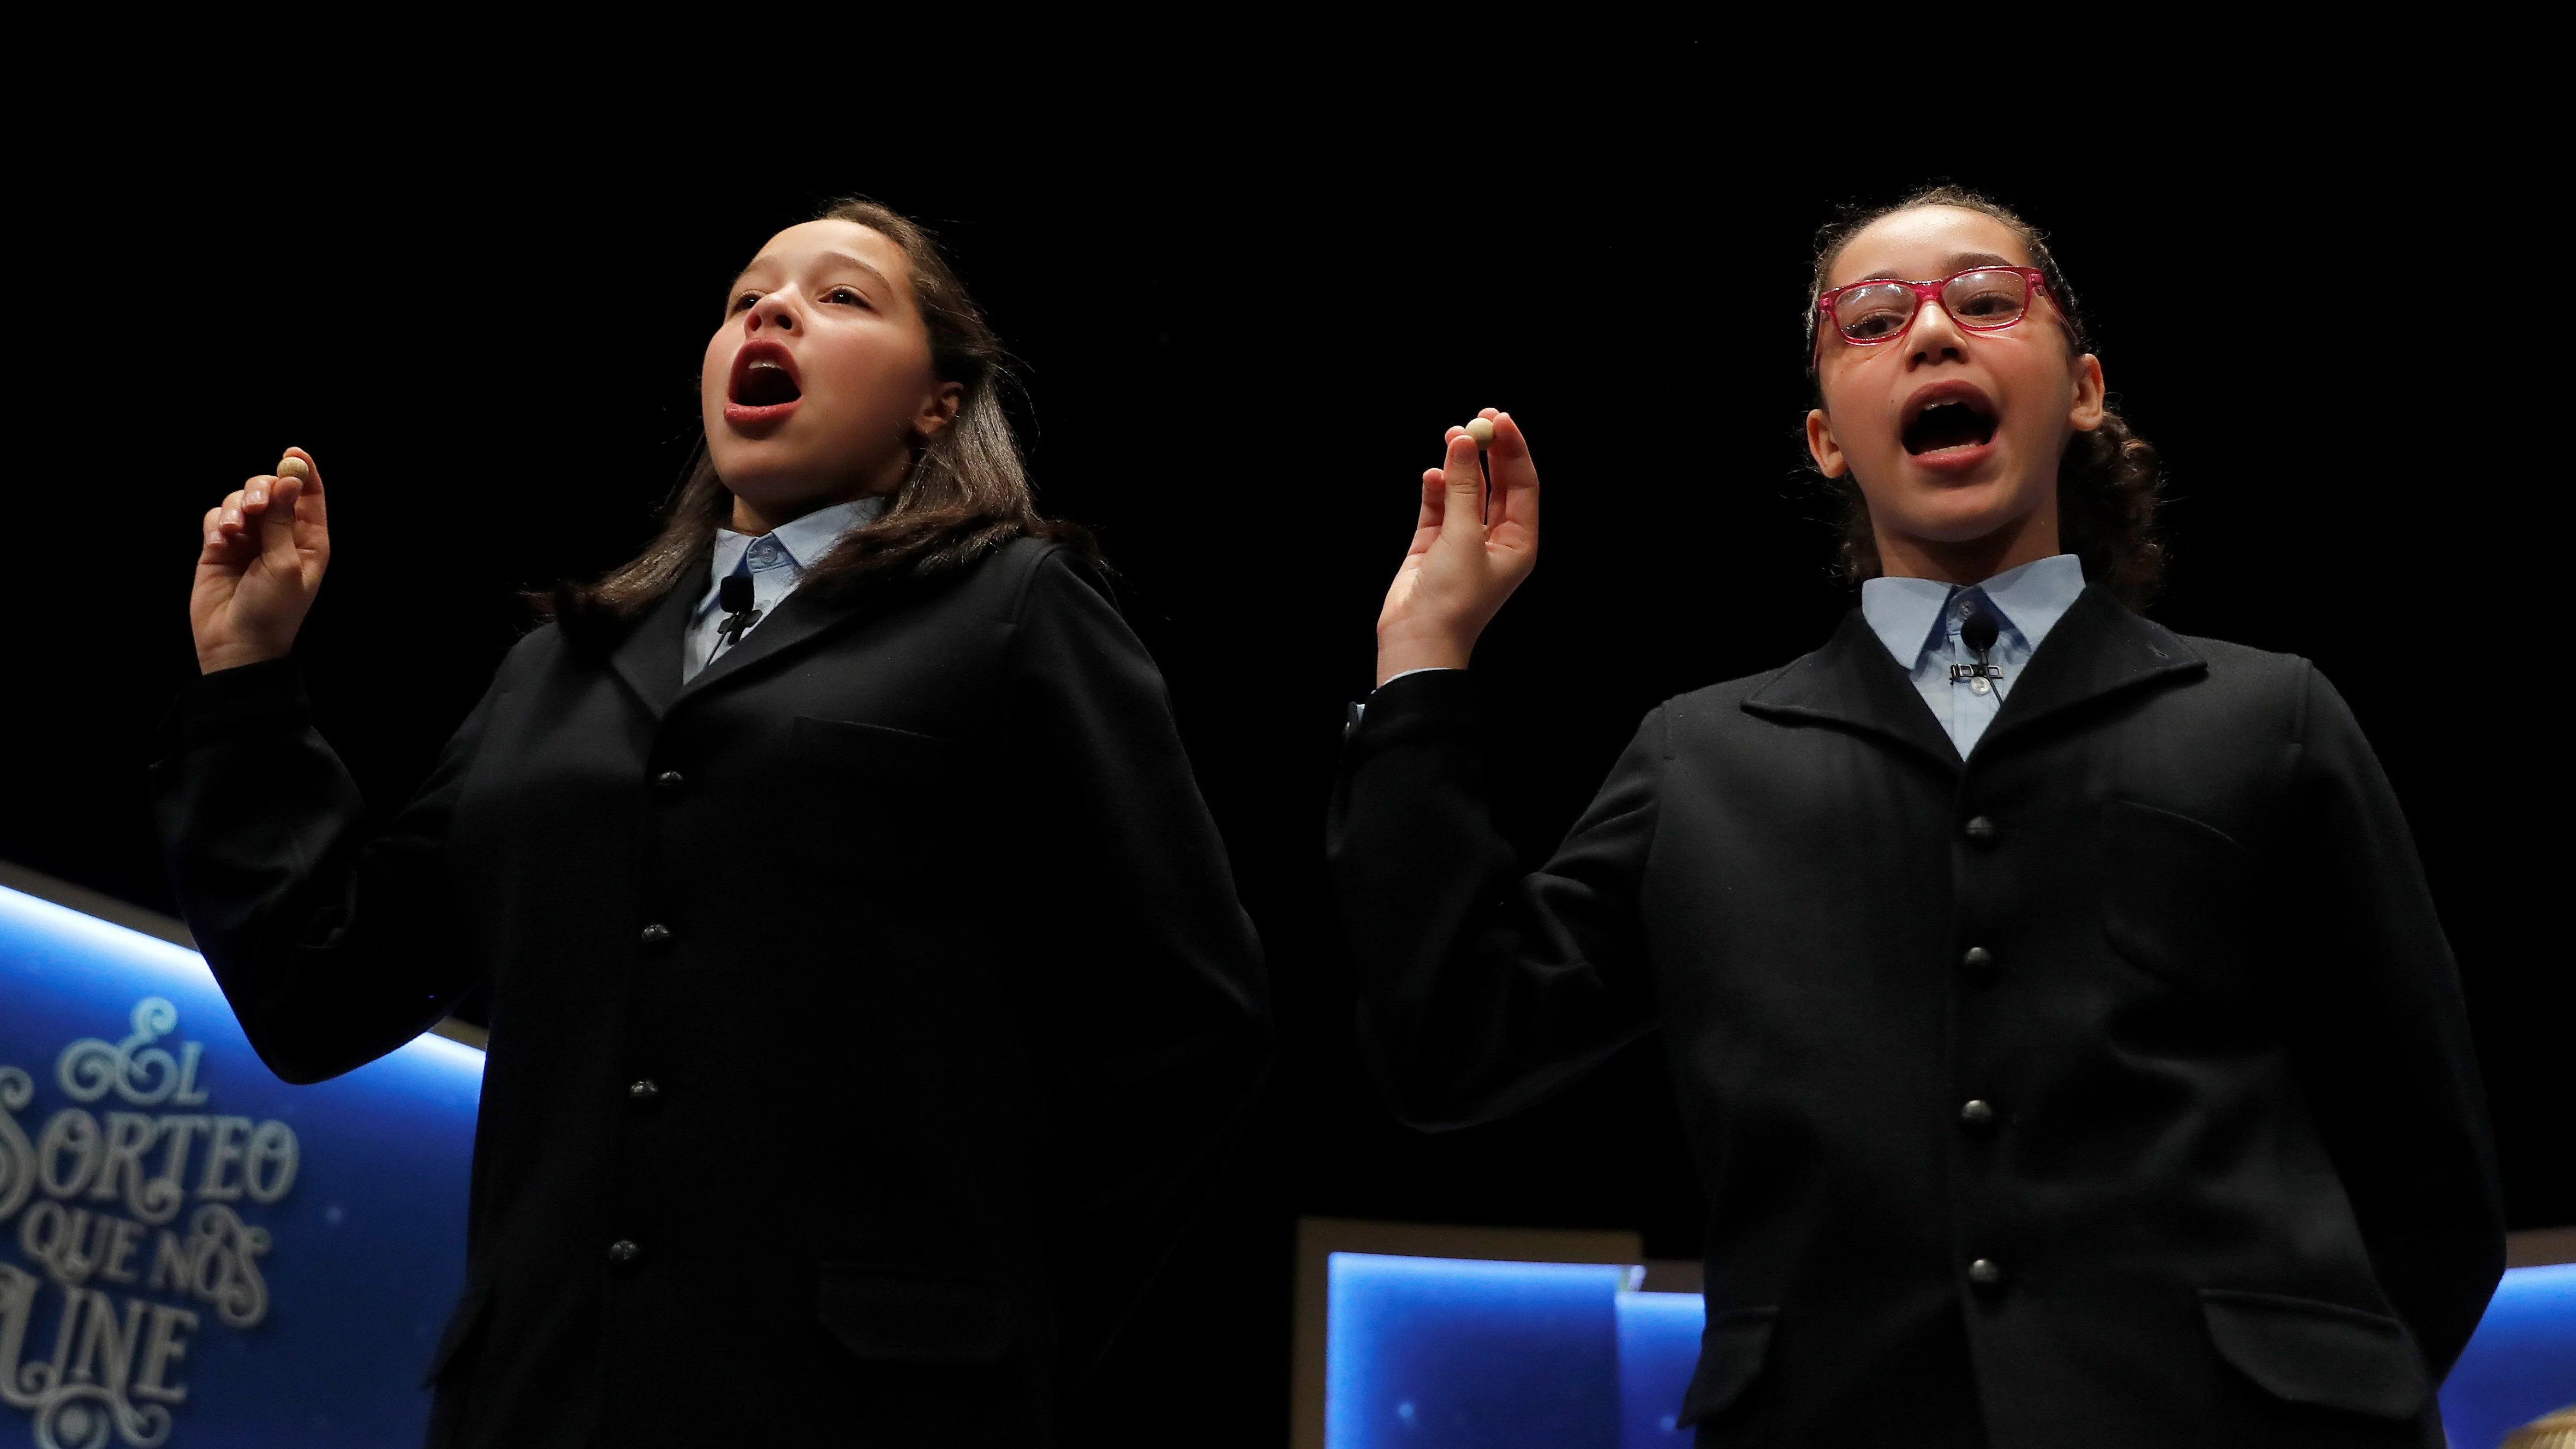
10, 90, 2559, 1441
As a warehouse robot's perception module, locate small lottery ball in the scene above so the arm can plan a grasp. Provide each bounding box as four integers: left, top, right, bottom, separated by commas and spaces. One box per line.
1463, 418, 1495, 448
276, 457, 313, 481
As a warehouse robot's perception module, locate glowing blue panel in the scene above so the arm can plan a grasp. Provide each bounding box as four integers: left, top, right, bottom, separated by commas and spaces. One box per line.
2441, 1263, 2576, 1449
0, 884, 481, 1448
1333, 1253, 2576, 1448
1613, 1290, 1702, 1446
1326, 1253, 1626, 1449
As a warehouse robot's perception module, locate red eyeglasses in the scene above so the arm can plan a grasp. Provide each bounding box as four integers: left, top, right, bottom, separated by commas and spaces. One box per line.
1813, 266, 2055, 356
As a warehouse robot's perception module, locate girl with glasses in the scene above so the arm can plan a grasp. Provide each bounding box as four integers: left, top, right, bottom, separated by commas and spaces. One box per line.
1331, 186, 2500, 1446
158, 199, 1269, 1448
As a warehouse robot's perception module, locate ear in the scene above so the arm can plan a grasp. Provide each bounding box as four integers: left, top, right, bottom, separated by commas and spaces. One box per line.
916, 381, 965, 439
1805, 407, 1847, 477
2067, 353, 2107, 432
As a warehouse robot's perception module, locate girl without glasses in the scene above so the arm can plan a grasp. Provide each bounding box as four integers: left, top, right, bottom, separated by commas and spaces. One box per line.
1330, 186, 2501, 1446
157, 199, 1270, 1448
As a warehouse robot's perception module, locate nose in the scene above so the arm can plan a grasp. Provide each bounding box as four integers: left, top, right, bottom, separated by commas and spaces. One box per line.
1907, 293, 1968, 365
746, 293, 798, 334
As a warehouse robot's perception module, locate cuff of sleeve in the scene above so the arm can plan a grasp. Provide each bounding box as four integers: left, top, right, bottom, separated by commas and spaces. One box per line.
1345, 667, 1481, 753
160, 657, 312, 752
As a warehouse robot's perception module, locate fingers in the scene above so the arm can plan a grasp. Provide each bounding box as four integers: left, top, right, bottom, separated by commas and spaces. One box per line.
213, 449, 326, 539
1486, 410, 1540, 537
1414, 467, 1445, 533
1432, 432, 1488, 554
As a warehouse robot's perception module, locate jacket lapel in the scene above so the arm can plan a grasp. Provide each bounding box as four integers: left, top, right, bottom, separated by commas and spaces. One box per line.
1973, 585, 2205, 755
673, 574, 891, 707
1743, 610, 1961, 774
606, 581, 694, 721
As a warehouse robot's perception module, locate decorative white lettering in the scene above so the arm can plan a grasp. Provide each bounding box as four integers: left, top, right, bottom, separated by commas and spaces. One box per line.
6, 999, 293, 1444
34, 1111, 99, 1200
194, 1119, 251, 1202
132, 1302, 196, 1405
91, 1114, 157, 1217
0, 1068, 34, 1226
169, 1046, 207, 1109
96, 1219, 144, 1286
241, 1123, 297, 1205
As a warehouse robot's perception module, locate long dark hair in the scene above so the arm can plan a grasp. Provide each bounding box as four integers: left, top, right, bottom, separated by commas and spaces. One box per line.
1805, 184, 2166, 606
543, 198, 1086, 634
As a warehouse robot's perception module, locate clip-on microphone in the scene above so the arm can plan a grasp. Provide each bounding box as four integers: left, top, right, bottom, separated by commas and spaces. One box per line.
713, 574, 764, 654
1949, 609, 2003, 695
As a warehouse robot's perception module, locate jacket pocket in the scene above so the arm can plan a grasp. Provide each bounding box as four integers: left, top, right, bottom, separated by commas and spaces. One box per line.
817, 1265, 1017, 1367
2097, 797, 2255, 1003
420, 1284, 493, 1388
2197, 1288, 2427, 1418
1675, 1306, 1778, 1426
786, 717, 962, 886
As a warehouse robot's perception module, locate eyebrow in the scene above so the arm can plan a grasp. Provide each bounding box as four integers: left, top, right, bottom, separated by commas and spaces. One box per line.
1847, 251, 2022, 285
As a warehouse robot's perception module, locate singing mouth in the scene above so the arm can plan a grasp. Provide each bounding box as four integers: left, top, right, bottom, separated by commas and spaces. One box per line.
1900, 383, 1998, 456
728, 341, 802, 409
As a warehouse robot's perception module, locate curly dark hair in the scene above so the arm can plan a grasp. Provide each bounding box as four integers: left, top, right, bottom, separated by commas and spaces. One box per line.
1805, 184, 2166, 606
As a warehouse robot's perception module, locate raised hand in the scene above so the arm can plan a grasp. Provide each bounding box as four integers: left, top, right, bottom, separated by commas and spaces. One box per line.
191, 448, 332, 674
1374, 409, 1539, 687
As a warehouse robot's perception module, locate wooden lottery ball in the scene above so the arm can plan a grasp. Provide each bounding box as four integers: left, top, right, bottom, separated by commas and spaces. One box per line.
1464, 418, 1495, 448
276, 456, 313, 481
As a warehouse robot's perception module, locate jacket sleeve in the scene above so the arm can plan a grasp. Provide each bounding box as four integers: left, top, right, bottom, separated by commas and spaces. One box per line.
1325, 669, 1661, 1132
1004, 552, 1272, 1374
148, 655, 496, 1084
2279, 664, 2505, 1377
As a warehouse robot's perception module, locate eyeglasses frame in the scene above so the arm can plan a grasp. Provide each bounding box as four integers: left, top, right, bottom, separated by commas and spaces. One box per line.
1812, 265, 2057, 361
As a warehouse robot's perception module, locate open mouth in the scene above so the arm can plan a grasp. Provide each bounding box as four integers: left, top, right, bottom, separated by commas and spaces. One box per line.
1901, 387, 1998, 456
728, 342, 802, 412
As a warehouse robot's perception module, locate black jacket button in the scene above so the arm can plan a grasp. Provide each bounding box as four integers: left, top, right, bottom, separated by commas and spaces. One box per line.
1963, 815, 1998, 843
1961, 946, 1996, 975
607, 1238, 641, 1266
628, 1079, 661, 1102
640, 923, 673, 949
1968, 1257, 2003, 1289
1960, 1099, 1996, 1129
653, 770, 685, 795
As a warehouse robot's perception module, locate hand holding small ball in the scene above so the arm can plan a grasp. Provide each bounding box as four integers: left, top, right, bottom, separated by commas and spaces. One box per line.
1374, 410, 1541, 685
190, 447, 333, 674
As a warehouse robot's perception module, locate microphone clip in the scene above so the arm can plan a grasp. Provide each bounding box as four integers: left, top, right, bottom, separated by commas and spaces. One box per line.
714, 574, 764, 652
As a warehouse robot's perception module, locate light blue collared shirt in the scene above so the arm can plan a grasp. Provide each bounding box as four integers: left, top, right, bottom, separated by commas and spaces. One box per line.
683, 496, 888, 682
1859, 553, 2086, 758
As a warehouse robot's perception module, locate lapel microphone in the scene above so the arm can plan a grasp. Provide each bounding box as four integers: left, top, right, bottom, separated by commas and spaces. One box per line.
1952, 609, 2003, 694
1961, 610, 1999, 660
714, 575, 764, 652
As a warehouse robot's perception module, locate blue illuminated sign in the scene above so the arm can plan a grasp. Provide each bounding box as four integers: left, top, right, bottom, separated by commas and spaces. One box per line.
0, 885, 482, 1448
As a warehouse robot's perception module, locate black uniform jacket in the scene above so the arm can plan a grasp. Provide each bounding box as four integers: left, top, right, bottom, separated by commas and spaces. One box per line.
152, 537, 1271, 1448
1327, 587, 2502, 1448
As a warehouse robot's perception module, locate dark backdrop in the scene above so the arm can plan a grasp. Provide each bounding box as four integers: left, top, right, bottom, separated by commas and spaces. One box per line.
11, 99, 2557, 1442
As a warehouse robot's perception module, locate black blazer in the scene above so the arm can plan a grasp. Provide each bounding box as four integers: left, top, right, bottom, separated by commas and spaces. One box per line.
1328, 587, 2501, 1448
152, 537, 1270, 1448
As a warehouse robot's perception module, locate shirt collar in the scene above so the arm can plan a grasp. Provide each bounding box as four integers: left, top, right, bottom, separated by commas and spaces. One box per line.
1977, 551, 2085, 652
1860, 552, 2085, 668
709, 494, 889, 578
